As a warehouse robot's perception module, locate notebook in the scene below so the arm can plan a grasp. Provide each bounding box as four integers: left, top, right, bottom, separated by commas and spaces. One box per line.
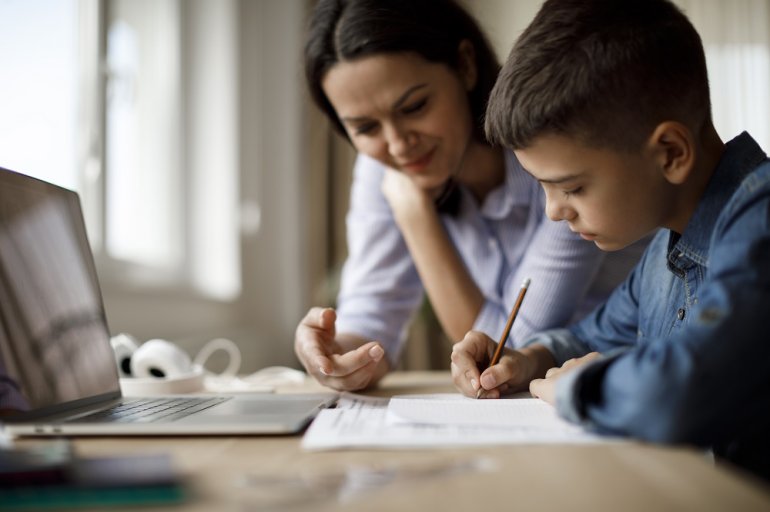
0, 167, 337, 436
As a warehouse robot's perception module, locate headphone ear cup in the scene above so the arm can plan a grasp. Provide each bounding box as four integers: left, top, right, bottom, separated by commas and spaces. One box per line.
110, 333, 140, 378
130, 339, 194, 379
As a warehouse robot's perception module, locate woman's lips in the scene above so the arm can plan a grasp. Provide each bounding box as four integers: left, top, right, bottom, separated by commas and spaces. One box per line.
400, 148, 436, 173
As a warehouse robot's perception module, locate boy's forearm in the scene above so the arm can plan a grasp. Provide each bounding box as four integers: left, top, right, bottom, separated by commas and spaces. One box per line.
521, 328, 595, 366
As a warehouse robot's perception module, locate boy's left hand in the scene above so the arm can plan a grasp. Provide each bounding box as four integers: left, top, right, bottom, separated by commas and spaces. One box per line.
529, 352, 602, 405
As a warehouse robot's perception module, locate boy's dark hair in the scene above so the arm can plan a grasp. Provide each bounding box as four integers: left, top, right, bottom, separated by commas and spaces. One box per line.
485, 0, 712, 151
304, 0, 500, 142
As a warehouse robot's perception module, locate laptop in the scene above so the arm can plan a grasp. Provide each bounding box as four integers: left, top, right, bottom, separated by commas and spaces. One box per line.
0, 166, 337, 436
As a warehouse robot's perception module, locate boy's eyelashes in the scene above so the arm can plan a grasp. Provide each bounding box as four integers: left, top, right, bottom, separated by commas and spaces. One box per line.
563, 186, 583, 198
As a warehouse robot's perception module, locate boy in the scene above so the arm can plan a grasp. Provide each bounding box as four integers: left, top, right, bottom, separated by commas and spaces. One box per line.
450, 0, 770, 481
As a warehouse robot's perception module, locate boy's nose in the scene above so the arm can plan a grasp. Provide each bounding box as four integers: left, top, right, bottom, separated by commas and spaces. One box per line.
545, 198, 565, 221
545, 198, 576, 222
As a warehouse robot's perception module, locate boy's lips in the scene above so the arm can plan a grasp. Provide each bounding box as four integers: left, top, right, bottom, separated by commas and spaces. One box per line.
570, 226, 598, 241
400, 148, 436, 173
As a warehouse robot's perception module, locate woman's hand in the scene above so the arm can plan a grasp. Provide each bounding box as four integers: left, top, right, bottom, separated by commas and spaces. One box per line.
380, 168, 435, 223
529, 352, 602, 404
294, 307, 389, 391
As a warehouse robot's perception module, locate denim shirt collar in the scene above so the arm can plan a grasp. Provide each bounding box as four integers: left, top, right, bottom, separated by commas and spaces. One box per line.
667, 132, 767, 271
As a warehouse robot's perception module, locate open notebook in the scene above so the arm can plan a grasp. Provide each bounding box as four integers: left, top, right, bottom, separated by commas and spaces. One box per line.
0, 167, 336, 436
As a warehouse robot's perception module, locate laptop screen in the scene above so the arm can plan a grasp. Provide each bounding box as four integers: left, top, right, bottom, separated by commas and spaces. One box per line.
0, 167, 119, 418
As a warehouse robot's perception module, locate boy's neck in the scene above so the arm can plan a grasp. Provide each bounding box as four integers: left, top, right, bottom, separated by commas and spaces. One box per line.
668, 121, 725, 234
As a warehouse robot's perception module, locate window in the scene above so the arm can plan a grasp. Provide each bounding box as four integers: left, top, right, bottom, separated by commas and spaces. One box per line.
1, 0, 309, 371
0, 0, 79, 190
105, 0, 183, 272
1, 0, 241, 301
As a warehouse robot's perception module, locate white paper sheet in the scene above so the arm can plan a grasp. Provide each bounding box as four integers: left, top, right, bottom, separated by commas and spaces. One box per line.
387, 393, 576, 430
301, 393, 605, 451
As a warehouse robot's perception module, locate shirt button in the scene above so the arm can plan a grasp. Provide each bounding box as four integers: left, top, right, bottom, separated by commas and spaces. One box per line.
677, 308, 686, 321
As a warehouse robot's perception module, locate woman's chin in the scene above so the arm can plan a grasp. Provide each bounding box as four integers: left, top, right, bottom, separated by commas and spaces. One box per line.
426, 184, 451, 201
412, 175, 452, 198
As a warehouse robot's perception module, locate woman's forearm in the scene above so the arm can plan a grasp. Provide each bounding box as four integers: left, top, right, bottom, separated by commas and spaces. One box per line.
396, 206, 484, 341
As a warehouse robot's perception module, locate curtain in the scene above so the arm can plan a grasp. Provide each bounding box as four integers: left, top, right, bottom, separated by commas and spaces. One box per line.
676, 0, 770, 150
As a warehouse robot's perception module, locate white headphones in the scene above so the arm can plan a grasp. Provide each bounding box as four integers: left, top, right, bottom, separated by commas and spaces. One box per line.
131, 338, 195, 378
110, 334, 241, 394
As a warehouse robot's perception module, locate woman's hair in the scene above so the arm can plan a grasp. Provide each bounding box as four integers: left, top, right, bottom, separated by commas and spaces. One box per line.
304, 0, 500, 142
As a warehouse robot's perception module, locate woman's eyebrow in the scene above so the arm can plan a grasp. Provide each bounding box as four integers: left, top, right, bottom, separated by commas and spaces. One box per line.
340, 83, 429, 124
391, 83, 428, 110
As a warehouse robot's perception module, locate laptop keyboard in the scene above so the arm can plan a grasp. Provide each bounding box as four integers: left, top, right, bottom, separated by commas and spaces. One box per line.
73, 397, 231, 423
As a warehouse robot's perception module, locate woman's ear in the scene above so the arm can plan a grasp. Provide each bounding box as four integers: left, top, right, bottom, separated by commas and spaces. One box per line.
648, 121, 696, 185
457, 39, 477, 91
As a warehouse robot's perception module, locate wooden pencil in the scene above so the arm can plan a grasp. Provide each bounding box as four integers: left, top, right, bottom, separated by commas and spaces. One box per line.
476, 278, 531, 399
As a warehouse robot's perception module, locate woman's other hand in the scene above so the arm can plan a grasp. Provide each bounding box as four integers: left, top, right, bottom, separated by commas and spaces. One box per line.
294, 307, 389, 391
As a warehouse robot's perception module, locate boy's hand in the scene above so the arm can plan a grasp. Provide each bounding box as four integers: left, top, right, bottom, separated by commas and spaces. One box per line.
451, 331, 552, 399
530, 352, 602, 404
294, 307, 388, 391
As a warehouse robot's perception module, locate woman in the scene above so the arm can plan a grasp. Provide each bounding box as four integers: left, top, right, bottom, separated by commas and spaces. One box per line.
295, 0, 646, 391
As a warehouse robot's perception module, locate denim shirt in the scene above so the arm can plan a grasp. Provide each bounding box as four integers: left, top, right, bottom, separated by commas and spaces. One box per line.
522, 132, 770, 479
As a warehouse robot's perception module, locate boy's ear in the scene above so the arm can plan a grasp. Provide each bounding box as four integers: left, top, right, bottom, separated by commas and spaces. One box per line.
457, 39, 478, 91
649, 121, 696, 185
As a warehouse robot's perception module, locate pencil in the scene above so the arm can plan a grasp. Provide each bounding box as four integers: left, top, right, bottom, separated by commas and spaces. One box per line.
476, 278, 531, 399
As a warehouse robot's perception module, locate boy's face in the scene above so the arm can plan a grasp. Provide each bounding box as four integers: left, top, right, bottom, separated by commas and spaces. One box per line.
515, 133, 674, 251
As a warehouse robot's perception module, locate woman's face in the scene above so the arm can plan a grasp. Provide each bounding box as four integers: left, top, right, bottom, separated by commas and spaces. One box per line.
321, 52, 476, 193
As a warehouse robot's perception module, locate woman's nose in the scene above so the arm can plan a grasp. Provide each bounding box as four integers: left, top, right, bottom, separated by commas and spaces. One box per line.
384, 123, 417, 158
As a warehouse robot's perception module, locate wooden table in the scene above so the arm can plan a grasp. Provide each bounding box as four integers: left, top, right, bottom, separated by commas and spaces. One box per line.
18, 372, 770, 511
